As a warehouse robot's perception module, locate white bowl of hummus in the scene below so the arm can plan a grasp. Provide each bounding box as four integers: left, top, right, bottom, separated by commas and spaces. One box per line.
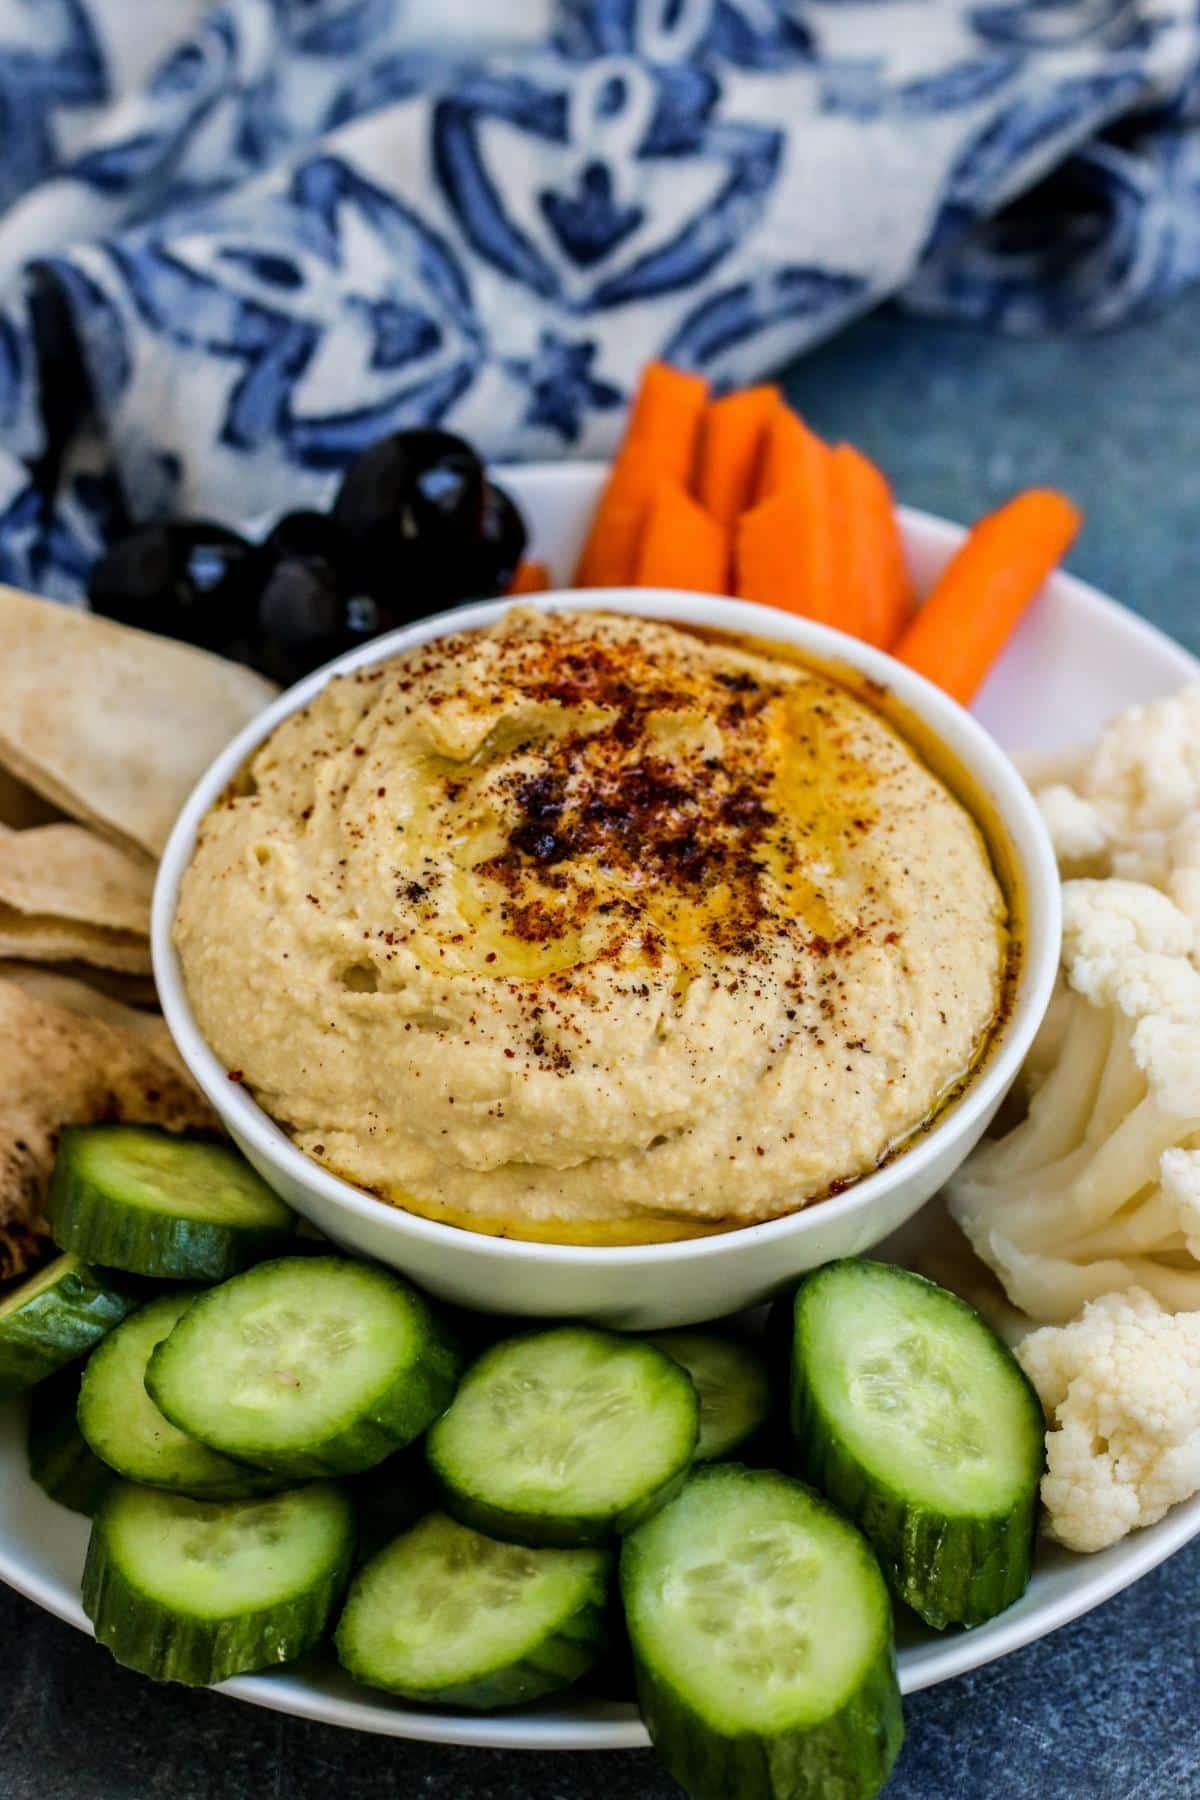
153, 587, 1060, 1328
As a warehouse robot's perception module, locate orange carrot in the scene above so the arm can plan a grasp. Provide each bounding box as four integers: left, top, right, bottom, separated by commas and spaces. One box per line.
634, 481, 728, 594
575, 363, 709, 586
571, 445, 658, 589
735, 473, 841, 626
623, 362, 710, 477
508, 560, 552, 595
733, 402, 842, 623
829, 444, 914, 648
695, 386, 778, 529
894, 489, 1082, 704
755, 402, 826, 502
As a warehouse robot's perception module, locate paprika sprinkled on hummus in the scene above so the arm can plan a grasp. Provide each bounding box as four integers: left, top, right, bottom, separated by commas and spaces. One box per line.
174, 608, 1008, 1244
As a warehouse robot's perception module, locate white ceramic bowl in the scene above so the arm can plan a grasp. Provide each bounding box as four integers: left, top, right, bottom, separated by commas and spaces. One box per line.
152, 585, 1060, 1327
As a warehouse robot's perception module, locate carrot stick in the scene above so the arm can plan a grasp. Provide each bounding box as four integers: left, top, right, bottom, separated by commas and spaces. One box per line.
756, 403, 826, 502
735, 473, 841, 625
634, 481, 728, 594
575, 363, 709, 586
894, 489, 1082, 704
508, 560, 551, 595
829, 444, 914, 648
695, 386, 778, 528
623, 362, 710, 477
571, 445, 658, 589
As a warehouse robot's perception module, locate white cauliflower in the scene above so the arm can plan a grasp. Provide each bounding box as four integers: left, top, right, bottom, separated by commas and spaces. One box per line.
944, 690, 1200, 1553
1037, 783, 1111, 867
1017, 1289, 1200, 1552
1165, 817, 1200, 938
949, 877, 1200, 1322
1026, 683, 1200, 883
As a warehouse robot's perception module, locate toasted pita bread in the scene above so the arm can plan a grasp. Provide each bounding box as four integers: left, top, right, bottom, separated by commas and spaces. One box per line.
0, 821, 153, 971
0, 962, 190, 1097
0, 913, 150, 973
0, 586, 275, 859
0, 976, 219, 1280
2, 960, 159, 1010
0, 962, 167, 1044
0, 823, 153, 929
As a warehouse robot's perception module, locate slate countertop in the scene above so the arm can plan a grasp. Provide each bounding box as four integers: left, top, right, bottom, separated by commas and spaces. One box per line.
5, 295, 1200, 1799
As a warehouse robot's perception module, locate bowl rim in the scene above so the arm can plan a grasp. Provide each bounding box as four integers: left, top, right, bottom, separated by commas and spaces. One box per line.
152, 568, 1062, 1269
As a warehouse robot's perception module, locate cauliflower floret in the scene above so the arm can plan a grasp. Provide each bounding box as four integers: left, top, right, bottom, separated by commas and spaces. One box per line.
943, 690, 1200, 1551
1037, 785, 1110, 873
1014, 745, 1088, 790
1159, 1148, 1200, 1258
1167, 817, 1200, 937
1110, 831, 1172, 888
1134, 1015, 1200, 1119
1082, 684, 1200, 838
1060, 879, 1198, 1019
1030, 685, 1200, 889
1017, 1289, 1200, 1552
949, 877, 1200, 1323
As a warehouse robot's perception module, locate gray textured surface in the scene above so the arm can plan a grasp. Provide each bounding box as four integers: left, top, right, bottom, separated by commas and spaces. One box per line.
5, 298, 1200, 1796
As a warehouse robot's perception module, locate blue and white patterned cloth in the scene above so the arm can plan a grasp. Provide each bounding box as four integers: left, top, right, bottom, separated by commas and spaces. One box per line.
2, 0, 1199, 599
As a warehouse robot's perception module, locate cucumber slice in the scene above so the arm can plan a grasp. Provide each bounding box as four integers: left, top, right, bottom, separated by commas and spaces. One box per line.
83, 1480, 355, 1685
146, 1257, 462, 1478
78, 1292, 283, 1499
27, 1368, 115, 1517
48, 1126, 294, 1280
621, 1464, 902, 1800
0, 1254, 138, 1400
426, 1327, 698, 1548
335, 1511, 612, 1709
650, 1329, 772, 1461
791, 1260, 1044, 1629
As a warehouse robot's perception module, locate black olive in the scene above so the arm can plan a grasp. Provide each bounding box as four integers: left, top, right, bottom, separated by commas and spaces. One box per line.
87, 521, 256, 649
264, 510, 355, 571
389, 479, 528, 608
251, 547, 396, 689
332, 429, 486, 594
470, 481, 528, 595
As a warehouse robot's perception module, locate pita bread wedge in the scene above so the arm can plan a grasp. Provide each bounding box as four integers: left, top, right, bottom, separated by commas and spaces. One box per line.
0, 962, 193, 1099
0, 823, 153, 929
0, 914, 150, 972
0, 586, 275, 859
0, 962, 166, 1043
0, 976, 220, 1280
5, 961, 159, 1010
0, 822, 153, 972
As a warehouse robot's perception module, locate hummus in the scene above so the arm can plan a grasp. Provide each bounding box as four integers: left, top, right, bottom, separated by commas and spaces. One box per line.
174, 609, 1008, 1243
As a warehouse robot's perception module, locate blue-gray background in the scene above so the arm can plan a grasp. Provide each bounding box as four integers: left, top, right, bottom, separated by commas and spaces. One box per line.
4, 296, 1199, 1799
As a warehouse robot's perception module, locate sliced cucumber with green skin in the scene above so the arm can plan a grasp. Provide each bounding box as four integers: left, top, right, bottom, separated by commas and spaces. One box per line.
83, 1480, 355, 1685
649, 1329, 773, 1461
336, 1511, 612, 1709
78, 1291, 284, 1499
791, 1260, 1044, 1630
621, 1464, 902, 1800
27, 1368, 115, 1517
48, 1126, 294, 1280
0, 1254, 138, 1400
426, 1327, 698, 1549
146, 1257, 463, 1479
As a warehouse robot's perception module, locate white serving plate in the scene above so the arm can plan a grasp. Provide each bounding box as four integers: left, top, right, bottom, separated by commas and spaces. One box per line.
3, 462, 1199, 1752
